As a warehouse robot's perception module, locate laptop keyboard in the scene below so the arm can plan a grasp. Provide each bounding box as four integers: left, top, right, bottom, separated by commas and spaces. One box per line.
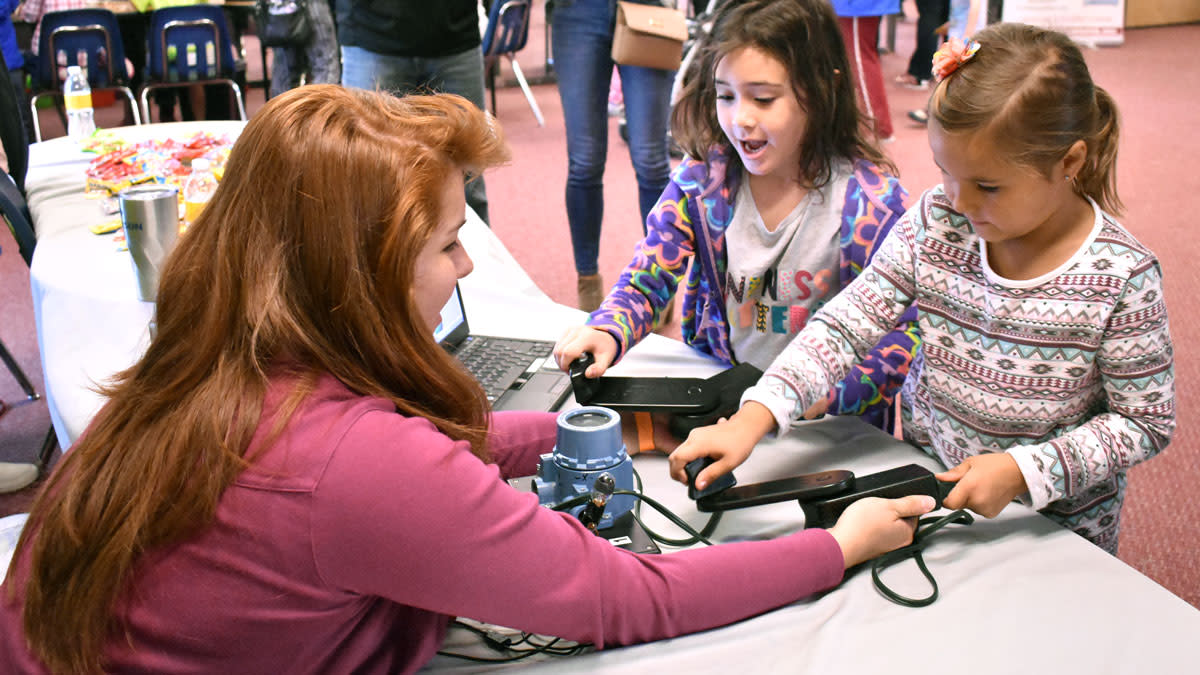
454, 336, 555, 402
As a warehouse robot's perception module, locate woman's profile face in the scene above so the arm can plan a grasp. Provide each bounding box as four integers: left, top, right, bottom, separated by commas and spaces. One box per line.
410, 174, 474, 332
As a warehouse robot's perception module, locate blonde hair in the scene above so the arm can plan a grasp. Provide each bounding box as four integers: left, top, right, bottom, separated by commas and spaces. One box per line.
10, 85, 509, 674
929, 22, 1122, 214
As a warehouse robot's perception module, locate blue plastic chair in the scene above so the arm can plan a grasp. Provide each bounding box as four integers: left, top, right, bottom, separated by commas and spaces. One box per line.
141, 5, 247, 123
29, 9, 142, 142
481, 0, 544, 126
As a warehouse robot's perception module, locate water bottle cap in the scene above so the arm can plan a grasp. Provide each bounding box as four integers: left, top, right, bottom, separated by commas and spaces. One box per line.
191, 158, 210, 172
67, 65, 81, 74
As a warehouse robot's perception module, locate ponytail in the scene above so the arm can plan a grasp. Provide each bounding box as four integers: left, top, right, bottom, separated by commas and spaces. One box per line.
1077, 86, 1123, 216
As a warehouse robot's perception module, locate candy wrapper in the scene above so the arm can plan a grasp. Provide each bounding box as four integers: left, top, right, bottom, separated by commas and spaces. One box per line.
85, 131, 234, 197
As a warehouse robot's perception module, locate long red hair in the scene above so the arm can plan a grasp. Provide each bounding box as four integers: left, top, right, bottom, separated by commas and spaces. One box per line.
8, 85, 510, 673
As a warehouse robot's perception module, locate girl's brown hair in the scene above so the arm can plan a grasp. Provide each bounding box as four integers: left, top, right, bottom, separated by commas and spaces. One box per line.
929, 22, 1123, 214
672, 0, 896, 188
10, 85, 509, 674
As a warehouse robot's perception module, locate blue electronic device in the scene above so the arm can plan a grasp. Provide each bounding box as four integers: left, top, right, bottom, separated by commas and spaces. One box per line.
533, 406, 635, 531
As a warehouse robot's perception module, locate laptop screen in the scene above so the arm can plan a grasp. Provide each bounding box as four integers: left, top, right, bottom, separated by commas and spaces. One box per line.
433, 285, 468, 346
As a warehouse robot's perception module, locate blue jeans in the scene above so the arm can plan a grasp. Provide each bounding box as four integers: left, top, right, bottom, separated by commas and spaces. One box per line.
552, 0, 674, 276
341, 45, 490, 224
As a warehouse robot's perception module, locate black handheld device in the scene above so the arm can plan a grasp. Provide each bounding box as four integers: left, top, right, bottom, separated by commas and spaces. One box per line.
667, 363, 763, 440
683, 457, 738, 500
695, 463, 955, 529
796, 464, 956, 529
568, 353, 719, 414
696, 469, 854, 510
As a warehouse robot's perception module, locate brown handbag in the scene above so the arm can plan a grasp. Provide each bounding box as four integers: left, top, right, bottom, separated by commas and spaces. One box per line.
611, 2, 689, 71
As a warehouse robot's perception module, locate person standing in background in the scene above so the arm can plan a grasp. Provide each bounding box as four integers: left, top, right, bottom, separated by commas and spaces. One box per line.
895, 0, 949, 89
2, 0, 31, 143
337, 0, 491, 225
269, 0, 340, 97
831, 0, 899, 141
552, 0, 675, 312
907, 0, 985, 125
17, 0, 86, 60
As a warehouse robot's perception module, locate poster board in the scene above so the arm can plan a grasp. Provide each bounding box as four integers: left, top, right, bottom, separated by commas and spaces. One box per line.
1002, 0, 1126, 46
1126, 0, 1200, 28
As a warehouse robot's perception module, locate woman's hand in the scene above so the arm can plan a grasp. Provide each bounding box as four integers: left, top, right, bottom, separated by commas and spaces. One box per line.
827, 495, 936, 568
667, 402, 777, 490
553, 326, 619, 378
936, 453, 1028, 518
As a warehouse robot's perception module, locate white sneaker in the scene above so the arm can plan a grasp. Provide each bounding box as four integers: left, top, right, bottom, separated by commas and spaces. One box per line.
0, 463, 39, 494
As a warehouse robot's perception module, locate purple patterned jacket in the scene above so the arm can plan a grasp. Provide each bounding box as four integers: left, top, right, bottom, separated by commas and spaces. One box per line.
587, 148, 921, 429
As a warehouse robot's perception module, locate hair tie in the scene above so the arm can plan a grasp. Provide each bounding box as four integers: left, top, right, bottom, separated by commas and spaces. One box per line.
932, 38, 981, 82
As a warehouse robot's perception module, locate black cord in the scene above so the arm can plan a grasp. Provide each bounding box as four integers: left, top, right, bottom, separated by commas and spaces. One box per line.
611, 488, 715, 547
547, 469, 718, 547
631, 466, 721, 547
437, 620, 591, 663
870, 509, 974, 607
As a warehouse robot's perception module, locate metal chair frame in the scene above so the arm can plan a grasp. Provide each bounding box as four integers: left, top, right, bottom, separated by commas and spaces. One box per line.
0, 175, 58, 468
140, 11, 248, 123
483, 0, 544, 127
29, 17, 142, 141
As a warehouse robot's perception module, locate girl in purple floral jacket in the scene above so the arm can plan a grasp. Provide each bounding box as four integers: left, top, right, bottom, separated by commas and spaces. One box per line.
554, 0, 920, 433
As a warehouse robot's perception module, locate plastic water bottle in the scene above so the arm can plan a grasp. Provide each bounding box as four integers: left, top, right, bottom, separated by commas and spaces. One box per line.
182, 158, 219, 230
64, 65, 95, 141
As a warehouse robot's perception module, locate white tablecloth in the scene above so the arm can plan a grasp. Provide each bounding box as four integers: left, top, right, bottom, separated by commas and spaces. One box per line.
25, 123, 1200, 674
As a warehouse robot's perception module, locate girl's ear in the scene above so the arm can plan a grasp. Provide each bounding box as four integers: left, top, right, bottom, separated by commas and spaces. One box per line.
1061, 139, 1088, 180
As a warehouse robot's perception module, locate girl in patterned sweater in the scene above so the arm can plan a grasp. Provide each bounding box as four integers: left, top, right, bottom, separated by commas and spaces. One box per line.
554, 0, 920, 435
669, 23, 1175, 553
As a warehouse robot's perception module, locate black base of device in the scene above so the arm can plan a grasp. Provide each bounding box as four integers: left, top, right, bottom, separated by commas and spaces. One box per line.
507, 477, 661, 554
598, 511, 661, 554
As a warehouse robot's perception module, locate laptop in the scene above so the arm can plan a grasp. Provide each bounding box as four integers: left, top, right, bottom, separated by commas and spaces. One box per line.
434, 285, 572, 412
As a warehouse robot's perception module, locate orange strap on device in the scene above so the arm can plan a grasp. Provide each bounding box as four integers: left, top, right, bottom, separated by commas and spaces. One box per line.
634, 412, 656, 453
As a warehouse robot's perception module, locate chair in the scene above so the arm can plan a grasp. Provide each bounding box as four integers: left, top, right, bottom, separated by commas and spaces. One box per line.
0, 172, 35, 268
0, 171, 61, 473
28, 9, 142, 142
141, 5, 248, 124
481, 0, 544, 126
0, 170, 39, 400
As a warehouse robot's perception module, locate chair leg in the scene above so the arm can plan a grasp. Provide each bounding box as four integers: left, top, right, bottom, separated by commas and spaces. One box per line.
36, 424, 59, 471
507, 56, 545, 127
118, 87, 142, 126
140, 86, 153, 124
487, 61, 497, 116
0, 339, 38, 402
228, 81, 248, 120
29, 96, 43, 143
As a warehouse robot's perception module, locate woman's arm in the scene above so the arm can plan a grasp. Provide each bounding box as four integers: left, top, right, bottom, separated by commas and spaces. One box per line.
310, 410, 849, 648
485, 410, 558, 480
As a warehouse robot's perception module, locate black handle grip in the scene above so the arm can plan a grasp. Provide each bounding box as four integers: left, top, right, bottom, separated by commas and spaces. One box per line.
799, 464, 953, 529
697, 469, 855, 511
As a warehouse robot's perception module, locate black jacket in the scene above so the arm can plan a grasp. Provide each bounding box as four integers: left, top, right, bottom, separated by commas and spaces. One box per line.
336, 0, 482, 58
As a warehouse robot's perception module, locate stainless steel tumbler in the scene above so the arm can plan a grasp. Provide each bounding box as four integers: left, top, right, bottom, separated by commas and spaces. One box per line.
118, 184, 180, 302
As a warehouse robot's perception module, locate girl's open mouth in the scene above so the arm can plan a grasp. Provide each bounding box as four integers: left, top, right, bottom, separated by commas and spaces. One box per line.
740, 139, 767, 155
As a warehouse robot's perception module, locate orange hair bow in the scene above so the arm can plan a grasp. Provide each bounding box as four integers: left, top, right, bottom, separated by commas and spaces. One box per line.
932, 38, 981, 83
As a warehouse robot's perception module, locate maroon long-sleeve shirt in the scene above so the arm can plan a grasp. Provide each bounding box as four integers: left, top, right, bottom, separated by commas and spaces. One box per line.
1, 374, 844, 673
